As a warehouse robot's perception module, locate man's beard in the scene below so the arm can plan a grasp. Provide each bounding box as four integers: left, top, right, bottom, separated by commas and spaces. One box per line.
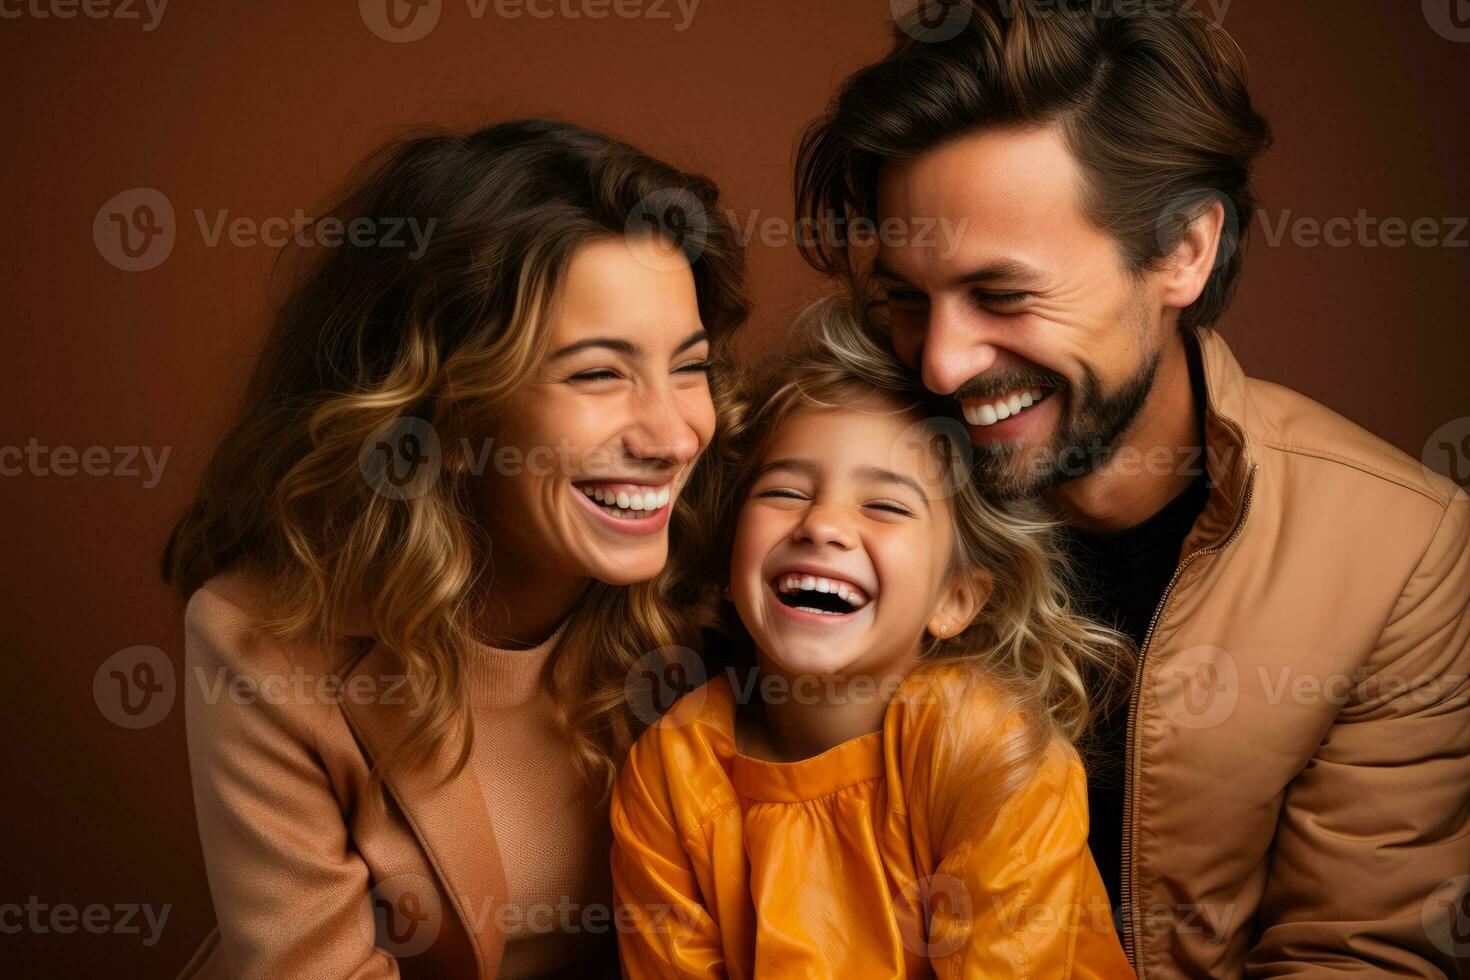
970, 350, 1163, 501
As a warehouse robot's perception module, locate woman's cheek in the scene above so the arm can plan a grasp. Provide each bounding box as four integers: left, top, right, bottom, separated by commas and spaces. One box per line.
681, 387, 717, 451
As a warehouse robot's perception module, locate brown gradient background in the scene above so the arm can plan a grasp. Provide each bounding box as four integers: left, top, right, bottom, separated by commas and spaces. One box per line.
2, 1, 1467, 974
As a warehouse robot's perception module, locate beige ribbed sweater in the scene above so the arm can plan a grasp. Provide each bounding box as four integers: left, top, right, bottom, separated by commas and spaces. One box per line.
467, 623, 613, 978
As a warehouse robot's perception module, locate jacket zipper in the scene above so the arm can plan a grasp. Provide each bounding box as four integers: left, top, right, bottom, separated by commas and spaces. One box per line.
1119, 464, 1257, 973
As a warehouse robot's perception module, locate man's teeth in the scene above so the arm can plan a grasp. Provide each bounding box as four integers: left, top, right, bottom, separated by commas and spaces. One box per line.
962, 387, 1048, 427
775, 574, 870, 609
579, 484, 671, 519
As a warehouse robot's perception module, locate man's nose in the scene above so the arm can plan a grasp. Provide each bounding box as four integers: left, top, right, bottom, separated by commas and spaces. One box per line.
920, 299, 1002, 397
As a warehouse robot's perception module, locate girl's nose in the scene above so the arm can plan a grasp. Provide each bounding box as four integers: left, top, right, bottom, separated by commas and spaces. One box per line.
793, 503, 857, 550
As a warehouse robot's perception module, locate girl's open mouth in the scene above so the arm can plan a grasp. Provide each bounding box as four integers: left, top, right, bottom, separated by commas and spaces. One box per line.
769, 573, 871, 618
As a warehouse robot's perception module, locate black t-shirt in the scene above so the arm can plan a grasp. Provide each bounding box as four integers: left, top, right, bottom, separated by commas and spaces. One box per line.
1058, 470, 1211, 915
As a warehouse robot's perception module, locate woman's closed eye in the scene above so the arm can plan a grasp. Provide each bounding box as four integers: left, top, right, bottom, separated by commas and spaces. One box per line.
569, 359, 712, 383
568, 367, 621, 382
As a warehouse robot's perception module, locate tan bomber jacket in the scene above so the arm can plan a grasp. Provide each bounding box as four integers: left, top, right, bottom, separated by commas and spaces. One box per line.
1119, 328, 1470, 977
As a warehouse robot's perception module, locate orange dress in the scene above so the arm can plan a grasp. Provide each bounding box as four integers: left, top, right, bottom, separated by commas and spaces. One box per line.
610, 667, 1134, 979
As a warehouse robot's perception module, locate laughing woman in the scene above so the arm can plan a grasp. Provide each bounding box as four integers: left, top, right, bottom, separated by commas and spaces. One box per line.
164, 119, 747, 979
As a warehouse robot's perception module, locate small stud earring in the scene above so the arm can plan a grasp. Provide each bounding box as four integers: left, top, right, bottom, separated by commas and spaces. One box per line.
939, 624, 949, 635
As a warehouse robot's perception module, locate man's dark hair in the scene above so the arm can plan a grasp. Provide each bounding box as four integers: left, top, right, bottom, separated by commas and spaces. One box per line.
795, 0, 1273, 329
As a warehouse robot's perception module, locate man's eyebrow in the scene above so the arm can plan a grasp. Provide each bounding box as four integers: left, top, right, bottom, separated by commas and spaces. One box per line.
854, 464, 931, 511
871, 258, 1046, 290
549, 328, 709, 361
948, 260, 1047, 289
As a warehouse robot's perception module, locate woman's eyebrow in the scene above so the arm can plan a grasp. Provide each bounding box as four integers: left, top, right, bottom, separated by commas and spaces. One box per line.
549, 327, 708, 361
853, 464, 930, 510
672, 328, 709, 355
550, 337, 640, 359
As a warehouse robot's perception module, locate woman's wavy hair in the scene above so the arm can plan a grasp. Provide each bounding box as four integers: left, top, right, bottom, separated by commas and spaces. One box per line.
705, 295, 1131, 845
162, 117, 749, 803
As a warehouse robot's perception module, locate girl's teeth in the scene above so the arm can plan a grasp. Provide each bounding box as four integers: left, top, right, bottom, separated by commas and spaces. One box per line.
775, 574, 869, 608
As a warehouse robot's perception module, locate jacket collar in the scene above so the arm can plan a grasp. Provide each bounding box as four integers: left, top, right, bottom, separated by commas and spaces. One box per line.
338, 643, 508, 978
1184, 327, 1258, 554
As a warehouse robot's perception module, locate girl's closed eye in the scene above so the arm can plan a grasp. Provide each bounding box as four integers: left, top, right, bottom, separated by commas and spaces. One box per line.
865, 500, 915, 518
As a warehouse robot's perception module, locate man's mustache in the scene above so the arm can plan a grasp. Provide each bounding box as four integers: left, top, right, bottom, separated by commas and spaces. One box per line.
952, 365, 1067, 402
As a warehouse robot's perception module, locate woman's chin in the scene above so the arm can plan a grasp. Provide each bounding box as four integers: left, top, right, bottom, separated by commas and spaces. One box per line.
584, 546, 669, 587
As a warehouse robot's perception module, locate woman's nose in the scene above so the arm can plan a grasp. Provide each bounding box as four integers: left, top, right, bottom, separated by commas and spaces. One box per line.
622, 383, 701, 465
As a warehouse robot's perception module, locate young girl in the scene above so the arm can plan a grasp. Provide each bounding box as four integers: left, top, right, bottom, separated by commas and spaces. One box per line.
610, 297, 1135, 977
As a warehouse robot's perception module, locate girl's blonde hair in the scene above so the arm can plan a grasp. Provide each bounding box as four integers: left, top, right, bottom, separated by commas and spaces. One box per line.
162, 119, 749, 805
706, 295, 1133, 846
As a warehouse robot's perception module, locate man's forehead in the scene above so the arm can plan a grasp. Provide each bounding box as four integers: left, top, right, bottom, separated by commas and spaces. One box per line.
874, 124, 1087, 278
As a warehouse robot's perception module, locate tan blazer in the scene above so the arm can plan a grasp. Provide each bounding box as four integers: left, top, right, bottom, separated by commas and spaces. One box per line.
177, 568, 567, 979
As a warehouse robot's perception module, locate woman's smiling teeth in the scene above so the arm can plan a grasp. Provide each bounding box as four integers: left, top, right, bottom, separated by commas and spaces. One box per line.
578, 482, 671, 519
961, 386, 1051, 427
774, 574, 871, 615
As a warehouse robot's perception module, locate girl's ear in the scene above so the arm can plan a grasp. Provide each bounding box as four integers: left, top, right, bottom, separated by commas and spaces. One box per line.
927, 567, 993, 640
